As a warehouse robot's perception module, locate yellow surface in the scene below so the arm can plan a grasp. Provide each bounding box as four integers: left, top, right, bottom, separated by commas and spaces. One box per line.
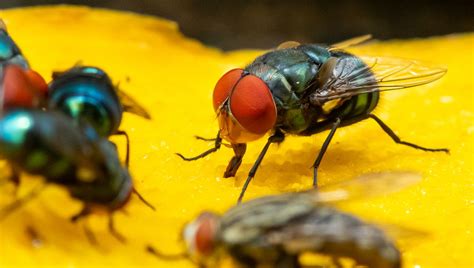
0, 5, 473, 268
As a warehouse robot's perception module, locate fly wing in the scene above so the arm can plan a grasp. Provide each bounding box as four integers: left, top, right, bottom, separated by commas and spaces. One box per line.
311, 55, 447, 104
116, 88, 151, 119
378, 223, 429, 250
311, 171, 422, 204
329, 34, 373, 51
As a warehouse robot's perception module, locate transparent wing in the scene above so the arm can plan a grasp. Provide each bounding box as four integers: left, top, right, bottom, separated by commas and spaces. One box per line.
116, 89, 151, 119
329, 34, 373, 51
378, 223, 429, 250
312, 55, 447, 103
310, 172, 422, 204
0, 19, 6, 31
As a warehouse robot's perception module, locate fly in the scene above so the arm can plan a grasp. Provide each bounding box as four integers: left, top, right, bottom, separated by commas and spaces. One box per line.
147, 171, 422, 268
178, 35, 448, 202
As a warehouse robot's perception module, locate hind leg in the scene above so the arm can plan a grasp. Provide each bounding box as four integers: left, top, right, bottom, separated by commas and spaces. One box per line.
369, 114, 449, 153
276, 255, 301, 268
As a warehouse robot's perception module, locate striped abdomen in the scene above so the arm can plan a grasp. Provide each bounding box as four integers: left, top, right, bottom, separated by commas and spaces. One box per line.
333, 91, 379, 126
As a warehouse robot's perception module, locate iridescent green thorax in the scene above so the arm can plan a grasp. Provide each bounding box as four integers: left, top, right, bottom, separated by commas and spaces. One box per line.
48, 66, 123, 137
245, 45, 331, 133
0, 29, 28, 68
245, 45, 379, 135
0, 110, 88, 181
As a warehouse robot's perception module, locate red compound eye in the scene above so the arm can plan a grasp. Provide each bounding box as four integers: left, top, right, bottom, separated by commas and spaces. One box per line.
194, 215, 217, 256
2, 65, 46, 110
229, 74, 276, 134
213, 68, 244, 111
25, 69, 48, 97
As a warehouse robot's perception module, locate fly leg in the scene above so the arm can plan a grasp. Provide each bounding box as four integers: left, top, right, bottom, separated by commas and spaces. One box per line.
114, 130, 130, 167
330, 257, 343, 268
176, 131, 222, 161
368, 114, 449, 153
9, 165, 20, 189
312, 118, 341, 187
224, 143, 247, 177
194, 135, 218, 142
0, 183, 47, 220
70, 206, 98, 245
237, 130, 285, 203
82, 221, 98, 245
70, 206, 91, 223
108, 213, 126, 243
132, 188, 156, 211
276, 255, 301, 268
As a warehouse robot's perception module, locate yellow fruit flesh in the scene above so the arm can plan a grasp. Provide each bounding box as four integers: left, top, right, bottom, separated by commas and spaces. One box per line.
0, 5, 472, 268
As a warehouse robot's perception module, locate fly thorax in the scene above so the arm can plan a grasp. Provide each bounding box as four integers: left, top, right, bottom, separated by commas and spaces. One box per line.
246, 64, 313, 133
0, 110, 34, 158
49, 80, 123, 137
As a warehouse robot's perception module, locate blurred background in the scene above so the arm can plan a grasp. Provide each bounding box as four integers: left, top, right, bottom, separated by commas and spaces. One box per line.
0, 0, 472, 50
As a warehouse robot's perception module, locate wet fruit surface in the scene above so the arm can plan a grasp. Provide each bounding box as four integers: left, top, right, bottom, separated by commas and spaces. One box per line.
0, 6, 472, 268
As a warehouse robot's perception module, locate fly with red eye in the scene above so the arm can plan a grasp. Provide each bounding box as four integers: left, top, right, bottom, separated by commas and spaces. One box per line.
146, 172, 422, 268
0, 20, 48, 113
178, 35, 449, 203
0, 21, 155, 245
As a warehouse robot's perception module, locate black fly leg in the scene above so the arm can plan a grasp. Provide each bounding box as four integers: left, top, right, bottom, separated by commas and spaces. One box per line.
146, 245, 188, 260
312, 118, 341, 187
82, 221, 98, 245
70, 206, 91, 223
224, 143, 247, 178
70, 206, 98, 245
330, 257, 343, 268
369, 114, 449, 153
176, 132, 222, 161
276, 255, 301, 268
237, 130, 285, 203
132, 188, 156, 211
194, 136, 217, 142
114, 130, 130, 167
0, 183, 47, 220
108, 213, 126, 243
9, 166, 20, 188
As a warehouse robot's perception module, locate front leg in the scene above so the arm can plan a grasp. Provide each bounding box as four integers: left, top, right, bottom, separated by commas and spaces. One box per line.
9, 165, 20, 188
276, 254, 301, 268
237, 130, 285, 203
224, 143, 247, 178
70, 205, 98, 245
70, 205, 91, 223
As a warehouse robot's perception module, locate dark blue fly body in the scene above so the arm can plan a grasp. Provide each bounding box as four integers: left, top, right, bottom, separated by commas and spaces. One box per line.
48, 66, 151, 166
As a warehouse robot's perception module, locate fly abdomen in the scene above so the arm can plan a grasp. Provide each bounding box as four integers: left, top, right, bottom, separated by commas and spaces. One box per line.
303, 207, 401, 268
333, 91, 379, 126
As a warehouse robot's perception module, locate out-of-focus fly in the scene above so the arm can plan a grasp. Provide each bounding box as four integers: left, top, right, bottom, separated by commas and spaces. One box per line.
48, 65, 151, 166
0, 20, 47, 111
148, 172, 422, 268
0, 109, 155, 242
